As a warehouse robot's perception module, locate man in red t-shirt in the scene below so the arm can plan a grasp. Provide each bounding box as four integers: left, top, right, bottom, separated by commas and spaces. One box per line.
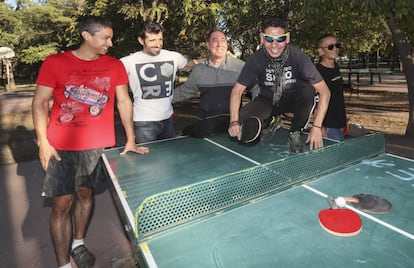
32, 16, 149, 268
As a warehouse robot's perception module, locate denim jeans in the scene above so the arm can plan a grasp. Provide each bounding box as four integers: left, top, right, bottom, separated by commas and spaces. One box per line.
326, 127, 344, 141
134, 117, 175, 144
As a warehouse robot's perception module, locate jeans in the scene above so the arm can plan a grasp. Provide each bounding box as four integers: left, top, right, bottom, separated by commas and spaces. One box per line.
326, 127, 344, 141
134, 117, 175, 144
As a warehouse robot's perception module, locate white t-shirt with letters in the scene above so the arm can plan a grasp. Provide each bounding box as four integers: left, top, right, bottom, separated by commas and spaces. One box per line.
121, 49, 188, 121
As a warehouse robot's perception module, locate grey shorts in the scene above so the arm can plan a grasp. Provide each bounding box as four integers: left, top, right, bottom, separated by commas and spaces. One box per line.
42, 148, 106, 198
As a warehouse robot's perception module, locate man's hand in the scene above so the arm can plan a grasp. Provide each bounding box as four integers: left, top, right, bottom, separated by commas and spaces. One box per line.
38, 141, 61, 171
306, 127, 324, 150
120, 141, 150, 156
228, 122, 242, 140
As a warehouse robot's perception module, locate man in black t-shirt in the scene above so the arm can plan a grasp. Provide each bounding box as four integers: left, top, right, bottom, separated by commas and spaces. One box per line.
316, 34, 347, 141
228, 16, 331, 153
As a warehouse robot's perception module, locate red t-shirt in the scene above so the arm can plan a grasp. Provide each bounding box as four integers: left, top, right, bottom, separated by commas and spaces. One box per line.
36, 51, 128, 150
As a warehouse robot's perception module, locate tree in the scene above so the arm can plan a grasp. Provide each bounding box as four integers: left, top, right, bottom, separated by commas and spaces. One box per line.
350, 0, 414, 136
2, 0, 84, 79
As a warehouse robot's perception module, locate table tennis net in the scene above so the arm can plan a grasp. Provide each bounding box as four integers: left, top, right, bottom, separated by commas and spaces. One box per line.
135, 132, 385, 241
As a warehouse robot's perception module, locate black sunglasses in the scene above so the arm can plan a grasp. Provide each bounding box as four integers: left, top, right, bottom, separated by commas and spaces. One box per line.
320, 43, 341, 50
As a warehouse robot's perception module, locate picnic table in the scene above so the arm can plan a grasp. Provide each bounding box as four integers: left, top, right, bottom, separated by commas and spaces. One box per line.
342, 68, 393, 85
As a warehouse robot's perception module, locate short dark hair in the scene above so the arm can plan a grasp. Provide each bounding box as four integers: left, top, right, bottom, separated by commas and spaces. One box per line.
317, 34, 336, 48
139, 20, 164, 39
207, 28, 226, 42
78, 16, 112, 38
261, 16, 288, 32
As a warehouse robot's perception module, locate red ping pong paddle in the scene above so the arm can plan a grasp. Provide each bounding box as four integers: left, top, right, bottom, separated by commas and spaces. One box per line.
318, 208, 362, 237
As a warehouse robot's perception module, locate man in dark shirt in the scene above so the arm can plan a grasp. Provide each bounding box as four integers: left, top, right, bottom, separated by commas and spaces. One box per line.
316, 34, 347, 141
228, 16, 331, 153
173, 29, 257, 137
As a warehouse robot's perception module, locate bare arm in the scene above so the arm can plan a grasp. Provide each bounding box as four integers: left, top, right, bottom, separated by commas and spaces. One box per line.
306, 80, 331, 150
32, 85, 61, 170
116, 84, 149, 155
180, 58, 205, 72
228, 82, 247, 140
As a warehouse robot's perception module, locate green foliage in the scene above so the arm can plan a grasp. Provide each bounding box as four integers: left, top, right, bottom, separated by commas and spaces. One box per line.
118, 1, 169, 22
161, 1, 222, 58
0, 2, 23, 47
3, 0, 413, 75
20, 43, 59, 64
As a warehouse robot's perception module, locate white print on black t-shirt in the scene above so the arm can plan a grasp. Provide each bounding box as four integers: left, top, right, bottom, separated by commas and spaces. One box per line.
264, 65, 296, 88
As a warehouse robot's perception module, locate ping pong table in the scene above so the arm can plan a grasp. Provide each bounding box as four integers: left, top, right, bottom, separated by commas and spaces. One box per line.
103, 129, 414, 267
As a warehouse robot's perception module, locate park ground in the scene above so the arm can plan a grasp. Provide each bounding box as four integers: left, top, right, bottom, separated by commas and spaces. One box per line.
0, 73, 413, 267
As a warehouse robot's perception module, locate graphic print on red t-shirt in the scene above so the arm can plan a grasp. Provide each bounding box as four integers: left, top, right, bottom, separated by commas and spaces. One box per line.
59, 81, 110, 123
59, 77, 111, 124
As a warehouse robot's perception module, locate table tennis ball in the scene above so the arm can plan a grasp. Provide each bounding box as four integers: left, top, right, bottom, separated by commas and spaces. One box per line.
335, 196, 346, 208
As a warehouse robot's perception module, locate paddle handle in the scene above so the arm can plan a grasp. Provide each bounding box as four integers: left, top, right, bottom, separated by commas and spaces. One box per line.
343, 196, 359, 204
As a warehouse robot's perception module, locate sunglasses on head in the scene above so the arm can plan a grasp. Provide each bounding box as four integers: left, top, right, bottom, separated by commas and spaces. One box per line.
321, 43, 341, 50
262, 33, 288, 43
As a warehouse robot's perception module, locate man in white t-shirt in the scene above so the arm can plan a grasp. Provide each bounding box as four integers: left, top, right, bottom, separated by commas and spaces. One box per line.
121, 20, 196, 143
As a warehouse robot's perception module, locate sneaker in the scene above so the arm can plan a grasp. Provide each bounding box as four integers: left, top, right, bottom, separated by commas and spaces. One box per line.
71, 245, 96, 268
287, 131, 304, 153
261, 115, 282, 141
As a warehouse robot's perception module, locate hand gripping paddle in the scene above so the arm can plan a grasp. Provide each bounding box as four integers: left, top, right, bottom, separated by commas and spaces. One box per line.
240, 116, 261, 143
318, 195, 362, 237
326, 194, 392, 214
351, 194, 392, 214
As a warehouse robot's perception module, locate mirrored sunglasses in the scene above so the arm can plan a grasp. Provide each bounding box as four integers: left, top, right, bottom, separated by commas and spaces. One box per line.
321, 43, 341, 50
262, 33, 288, 43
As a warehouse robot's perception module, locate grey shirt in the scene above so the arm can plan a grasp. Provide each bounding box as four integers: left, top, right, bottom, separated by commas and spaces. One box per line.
173, 55, 245, 119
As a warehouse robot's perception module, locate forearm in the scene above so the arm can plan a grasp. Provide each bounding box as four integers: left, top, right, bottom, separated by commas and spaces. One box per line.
181, 59, 200, 72
229, 83, 245, 123
117, 100, 136, 144
314, 95, 329, 127
173, 84, 197, 103
32, 95, 50, 146
313, 81, 331, 127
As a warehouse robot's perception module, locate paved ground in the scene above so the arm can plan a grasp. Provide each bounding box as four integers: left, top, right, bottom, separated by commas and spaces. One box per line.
0, 90, 139, 267
0, 73, 412, 267
0, 160, 137, 268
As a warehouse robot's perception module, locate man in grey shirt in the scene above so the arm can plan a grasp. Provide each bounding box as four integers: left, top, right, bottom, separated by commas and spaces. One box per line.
173, 28, 257, 137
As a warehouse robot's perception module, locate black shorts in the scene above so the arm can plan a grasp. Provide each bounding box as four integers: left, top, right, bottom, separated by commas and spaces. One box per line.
42, 148, 105, 197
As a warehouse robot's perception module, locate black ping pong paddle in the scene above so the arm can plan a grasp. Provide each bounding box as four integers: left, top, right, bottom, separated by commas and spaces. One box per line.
328, 194, 392, 214
240, 116, 261, 143
351, 194, 392, 214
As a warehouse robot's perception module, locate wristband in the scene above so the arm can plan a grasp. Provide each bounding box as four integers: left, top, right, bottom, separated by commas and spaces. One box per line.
313, 125, 322, 129
229, 121, 240, 127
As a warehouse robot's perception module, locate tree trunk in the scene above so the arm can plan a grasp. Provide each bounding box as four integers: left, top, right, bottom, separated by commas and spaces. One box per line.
386, 15, 414, 137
